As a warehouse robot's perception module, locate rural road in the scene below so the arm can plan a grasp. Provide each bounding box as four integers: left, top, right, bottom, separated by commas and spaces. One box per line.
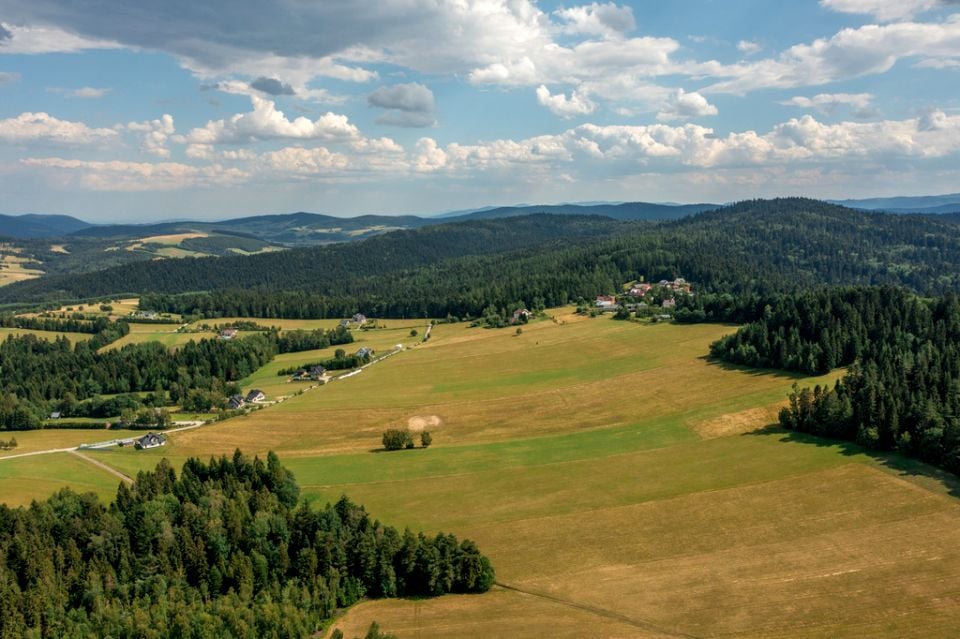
70, 450, 133, 484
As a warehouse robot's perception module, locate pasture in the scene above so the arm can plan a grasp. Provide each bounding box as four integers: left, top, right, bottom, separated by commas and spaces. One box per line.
0, 250, 43, 286
0, 327, 93, 343
101, 322, 217, 351
3, 311, 960, 637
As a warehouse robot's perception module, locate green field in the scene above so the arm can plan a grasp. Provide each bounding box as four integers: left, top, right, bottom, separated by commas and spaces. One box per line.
3, 310, 960, 637
102, 322, 216, 351
0, 326, 93, 343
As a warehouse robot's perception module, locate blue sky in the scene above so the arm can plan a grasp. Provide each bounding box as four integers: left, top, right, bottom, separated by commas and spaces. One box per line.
1, 0, 960, 222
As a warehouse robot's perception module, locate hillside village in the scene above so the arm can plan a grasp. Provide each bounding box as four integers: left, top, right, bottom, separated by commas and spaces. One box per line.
592, 278, 693, 318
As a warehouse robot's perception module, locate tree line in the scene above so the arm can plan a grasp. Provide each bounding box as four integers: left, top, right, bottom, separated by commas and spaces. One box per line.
0, 451, 494, 638
713, 287, 960, 474
0, 325, 353, 429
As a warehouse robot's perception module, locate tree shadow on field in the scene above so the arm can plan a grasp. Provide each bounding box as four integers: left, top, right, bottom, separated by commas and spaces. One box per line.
699, 355, 820, 381
743, 424, 960, 499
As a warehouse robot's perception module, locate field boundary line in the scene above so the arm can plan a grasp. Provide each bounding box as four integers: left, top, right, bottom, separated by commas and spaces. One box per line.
69, 450, 134, 484
495, 581, 701, 638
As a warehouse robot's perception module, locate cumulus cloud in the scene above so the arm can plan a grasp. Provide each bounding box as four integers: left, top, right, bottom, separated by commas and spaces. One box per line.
554, 2, 636, 38
20, 157, 247, 190
180, 95, 359, 146
126, 114, 175, 158
819, 0, 947, 21
536, 85, 595, 118
656, 89, 718, 121
0, 70, 19, 84
249, 77, 295, 96
705, 16, 960, 93
737, 40, 761, 55
781, 92, 877, 117
368, 82, 436, 128
0, 111, 118, 145
368, 83, 435, 112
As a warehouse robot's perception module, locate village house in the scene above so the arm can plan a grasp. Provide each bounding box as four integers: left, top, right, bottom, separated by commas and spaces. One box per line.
220, 327, 239, 339
134, 433, 166, 450
245, 389, 266, 403
227, 394, 246, 410
629, 283, 652, 297
309, 365, 326, 380
356, 347, 374, 360
49, 411, 61, 420
658, 278, 693, 294
352, 313, 367, 325
291, 368, 310, 381
339, 319, 351, 328
662, 298, 677, 309
511, 308, 532, 324
595, 295, 618, 308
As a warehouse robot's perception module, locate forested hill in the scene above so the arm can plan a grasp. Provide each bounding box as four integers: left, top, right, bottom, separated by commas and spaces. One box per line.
7, 198, 960, 313
0, 215, 628, 303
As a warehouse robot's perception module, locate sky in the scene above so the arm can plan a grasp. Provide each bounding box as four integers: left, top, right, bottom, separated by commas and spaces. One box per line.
1, 0, 960, 222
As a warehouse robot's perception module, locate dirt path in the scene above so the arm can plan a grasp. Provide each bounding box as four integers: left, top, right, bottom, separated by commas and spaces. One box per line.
70, 450, 133, 484
494, 581, 701, 639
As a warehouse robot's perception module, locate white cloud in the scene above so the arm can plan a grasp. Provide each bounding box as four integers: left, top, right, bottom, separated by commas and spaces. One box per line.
536, 85, 595, 118
781, 92, 877, 117
20, 157, 247, 190
705, 16, 960, 93
180, 95, 359, 145
656, 89, 718, 121
126, 114, 175, 158
554, 3, 636, 38
0, 111, 118, 145
69, 86, 111, 99
819, 0, 945, 21
0, 71, 20, 84
737, 40, 761, 55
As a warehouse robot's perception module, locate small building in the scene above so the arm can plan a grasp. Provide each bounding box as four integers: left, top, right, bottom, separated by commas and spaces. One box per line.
245, 389, 266, 403
356, 347, 374, 359
595, 295, 618, 308
220, 327, 239, 339
662, 298, 676, 309
49, 411, 62, 420
339, 319, 351, 327
511, 308, 532, 324
227, 394, 246, 410
134, 433, 166, 450
309, 365, 326, 379
291, 368, 309, 381
352, 313, 367, 325
629, 283, 652, 297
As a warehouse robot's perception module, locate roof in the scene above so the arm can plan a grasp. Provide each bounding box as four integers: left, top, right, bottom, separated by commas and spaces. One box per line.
245, 389, 265, 401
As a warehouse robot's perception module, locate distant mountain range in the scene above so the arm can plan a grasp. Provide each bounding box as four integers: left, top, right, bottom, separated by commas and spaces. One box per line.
1, 201, 722, 243
828, 193, 960, 215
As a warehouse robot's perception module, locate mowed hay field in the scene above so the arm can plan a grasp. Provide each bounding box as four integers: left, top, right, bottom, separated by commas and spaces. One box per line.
101, 322, 217, 351
7, 310, 960, 636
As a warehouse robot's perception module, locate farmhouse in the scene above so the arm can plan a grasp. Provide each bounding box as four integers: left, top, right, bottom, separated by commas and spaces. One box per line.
245, 389, 266, 403
220, 327, 239, 339
339, 319, 351, 327
595, 295, 618, 308
352, 313, 367, 325
662, 298, 677, 309
134, 433, 166, 450
291, 368, 309, 381
356, 347, 374, 359
49, 411, 61, 420
629, 283, 652, 297
227, 394, 246, 410
309, 365, 326, 379
511, 308, 532, 324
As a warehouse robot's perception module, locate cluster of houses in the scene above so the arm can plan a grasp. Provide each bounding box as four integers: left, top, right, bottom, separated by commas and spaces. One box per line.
291, 365, 327, 382
227, 389, 266, 410
339, 313, 367, 328
595, 278, 693, 313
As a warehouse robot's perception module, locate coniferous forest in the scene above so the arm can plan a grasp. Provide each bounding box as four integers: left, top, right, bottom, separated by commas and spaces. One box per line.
712, 287, 960, 474
0, 452, 495, 638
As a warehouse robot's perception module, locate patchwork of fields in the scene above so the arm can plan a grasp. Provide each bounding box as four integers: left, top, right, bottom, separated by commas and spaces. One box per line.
2, 310, 959, 637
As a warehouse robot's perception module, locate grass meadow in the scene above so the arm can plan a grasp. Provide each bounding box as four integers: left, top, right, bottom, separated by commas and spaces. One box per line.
2, 310, 959, 636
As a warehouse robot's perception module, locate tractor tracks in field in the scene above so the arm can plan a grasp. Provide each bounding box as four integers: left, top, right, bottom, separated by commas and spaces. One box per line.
495, 581, 701, 639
